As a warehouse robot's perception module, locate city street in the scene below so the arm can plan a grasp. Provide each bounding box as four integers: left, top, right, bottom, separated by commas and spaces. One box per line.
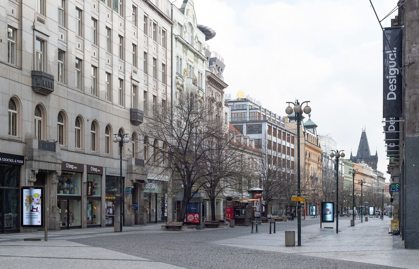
1, 216, 417, 269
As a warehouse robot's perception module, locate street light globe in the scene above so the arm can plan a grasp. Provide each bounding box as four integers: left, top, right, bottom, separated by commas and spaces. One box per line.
285, 106, 294, 115
113, 135, 122, 143
330, 152, 335, 158
294, 105, 302, 113
303, 105, 311, 115
123, 135, 130, 143
340, 152, 345, 158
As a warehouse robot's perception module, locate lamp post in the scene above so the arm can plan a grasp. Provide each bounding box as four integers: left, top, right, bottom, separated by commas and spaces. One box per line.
330, 150, 345, 234
285, 99, 311, 247
360, 179, 364, 223
351, 169, 357, 227
113, 131, 130, 232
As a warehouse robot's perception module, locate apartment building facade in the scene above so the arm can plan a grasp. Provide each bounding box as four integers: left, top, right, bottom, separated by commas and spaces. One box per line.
0, 0, 172, 232
225, 98, 296, 216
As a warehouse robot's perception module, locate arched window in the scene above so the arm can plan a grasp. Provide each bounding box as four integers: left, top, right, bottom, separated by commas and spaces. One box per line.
8, 98, 18, 136
105, 125, 111, 154
75, 116, 82, 149
34, 105, 44, 140
57, 111, 66, 145
91, 121, 98, 152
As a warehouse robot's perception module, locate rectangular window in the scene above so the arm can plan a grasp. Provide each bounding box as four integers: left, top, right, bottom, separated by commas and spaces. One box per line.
143, 15, 148, 35
132, 5, 137, 26
7, 26, 17, 65
58, 50, 65, 83
92, 18, 98, 45
76, 8, 83, 36
105, 72, 112, 101
58, 0, 65, 27
132, 84, 138, 108
119, 0, 123, 16
37, 0, 46, 15
161, 29, 167, 48
106, 27, 112, 53
132, 43, 137, 67
91, 65, 98, 96
143, 52, 148, 74
119, 35, 124, 60
75, 58, 82, 90
152, 57, 157, 79
162, 63, 166, 84
34, 37, 46, 71
152, 22, 157, 42
118, 78, 124, 106
152, 95, 157, 115
143, 91, 148, 115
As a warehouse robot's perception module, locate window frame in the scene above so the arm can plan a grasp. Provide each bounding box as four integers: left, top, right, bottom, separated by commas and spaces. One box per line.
58, 0, 66, 27
106, 27, 112, 53
132, 43, 137, 67
76, 7, 83, 37
92, 17, 98, 45
8, 99, 18, 137
75, 57, 82, 90
118, 78, 124, 107
7, 26, 17, 66
34, 37, 46, 72
58, 49, 65, 83
105, 72, 112, 101
90, 121, 97, 152
57, 111, 66, 146
75, 116, 83, 149
91, 65, 98, 96
105, 125, 111, 154
118, 35, 124, 60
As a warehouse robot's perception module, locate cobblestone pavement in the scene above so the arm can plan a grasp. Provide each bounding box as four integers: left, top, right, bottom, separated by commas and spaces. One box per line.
1, 217, 416, 269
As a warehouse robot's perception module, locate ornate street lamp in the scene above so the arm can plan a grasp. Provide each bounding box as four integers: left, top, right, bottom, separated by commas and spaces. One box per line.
113, 131, 130, 232
330, 150, 345, 234
351, 169, 357, 227
285, 99, 311, 246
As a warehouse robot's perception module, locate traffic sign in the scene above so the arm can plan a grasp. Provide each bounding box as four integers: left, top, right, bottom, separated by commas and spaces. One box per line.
291, 195, 305, 202
389, 183, 400, 193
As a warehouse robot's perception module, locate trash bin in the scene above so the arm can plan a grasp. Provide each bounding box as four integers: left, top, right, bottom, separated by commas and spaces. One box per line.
229, 219, 235, 228
365, 216, 368, 222
350, 219, 355, 226
285, 231, 295, 247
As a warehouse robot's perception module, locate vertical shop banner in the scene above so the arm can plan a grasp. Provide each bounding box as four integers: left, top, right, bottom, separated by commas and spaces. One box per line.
21, 187, 44, 227
309, 205, 317, 216
385, 117, 400, 155
383, 27, 402, 118
321, 202, 334, 223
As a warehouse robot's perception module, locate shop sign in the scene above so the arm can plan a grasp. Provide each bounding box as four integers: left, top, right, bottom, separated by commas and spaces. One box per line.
62, 161, 83, 172
144, 181, 160, 193
21, 187, 44, 227
87, 165, 103, 175
390, 183, 400, 193
321, 202, 334, 223
0, 152, 24, 165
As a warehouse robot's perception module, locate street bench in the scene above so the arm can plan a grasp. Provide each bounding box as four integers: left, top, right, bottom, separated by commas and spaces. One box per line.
162, 222, 183, 231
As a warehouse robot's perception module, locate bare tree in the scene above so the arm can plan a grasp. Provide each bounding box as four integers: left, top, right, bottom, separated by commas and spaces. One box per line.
141, 91, 213, 223
200, 126, 252, 222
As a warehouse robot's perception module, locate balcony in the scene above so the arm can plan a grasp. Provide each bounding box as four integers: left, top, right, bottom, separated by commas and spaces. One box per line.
31, 71, 54, 95
130, 108, 144, 126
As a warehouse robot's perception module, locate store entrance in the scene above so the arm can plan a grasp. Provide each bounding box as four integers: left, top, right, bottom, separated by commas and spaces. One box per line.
57, 198, 81, 229
0, 164, 20, 233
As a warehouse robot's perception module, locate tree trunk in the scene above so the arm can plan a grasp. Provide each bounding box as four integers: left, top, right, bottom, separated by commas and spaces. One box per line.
210, 197, 216, 221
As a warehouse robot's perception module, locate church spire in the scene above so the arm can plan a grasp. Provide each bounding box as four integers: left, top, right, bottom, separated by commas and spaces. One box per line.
350, 129, 378, 170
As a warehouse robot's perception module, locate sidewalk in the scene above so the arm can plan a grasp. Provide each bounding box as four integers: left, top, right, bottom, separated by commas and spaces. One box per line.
0, 223, 185, 269
214, 216, 419, 269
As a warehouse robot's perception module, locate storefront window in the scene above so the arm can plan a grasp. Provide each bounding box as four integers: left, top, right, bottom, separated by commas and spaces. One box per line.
105, 176, 119, 226
58, 173, 81, 195
87, 174, 101, 196
0, 163, 20, 233
87, 199, 101, 225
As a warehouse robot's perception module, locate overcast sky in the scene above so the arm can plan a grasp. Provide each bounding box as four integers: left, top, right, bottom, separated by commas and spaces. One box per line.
175, 0, 398, 175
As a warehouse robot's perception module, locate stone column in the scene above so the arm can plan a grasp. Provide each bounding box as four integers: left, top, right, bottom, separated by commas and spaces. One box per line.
49, 172, 60, 230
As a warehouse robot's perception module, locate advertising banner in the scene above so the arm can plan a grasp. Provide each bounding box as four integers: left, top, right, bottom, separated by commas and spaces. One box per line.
309, 205, 317, 216
186, 203, 200, 224
369, 206, 375, 216
321, 202, 334, 223
383, 27, 402, 118
21, 187, 44, 227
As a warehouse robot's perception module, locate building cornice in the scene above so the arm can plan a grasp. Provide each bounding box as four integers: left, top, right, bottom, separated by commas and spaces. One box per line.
144, 0, 173, 24
175, 35, 206, 61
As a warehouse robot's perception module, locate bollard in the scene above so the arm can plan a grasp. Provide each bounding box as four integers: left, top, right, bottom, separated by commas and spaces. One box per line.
285, 231, 295, 247
269, 222, 272, 234
251, 221, 254, 233
256, 221, 258, 233
274, 221, 276, 233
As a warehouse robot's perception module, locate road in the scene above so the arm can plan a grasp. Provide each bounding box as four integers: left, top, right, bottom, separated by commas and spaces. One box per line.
70, 218, 396, 269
